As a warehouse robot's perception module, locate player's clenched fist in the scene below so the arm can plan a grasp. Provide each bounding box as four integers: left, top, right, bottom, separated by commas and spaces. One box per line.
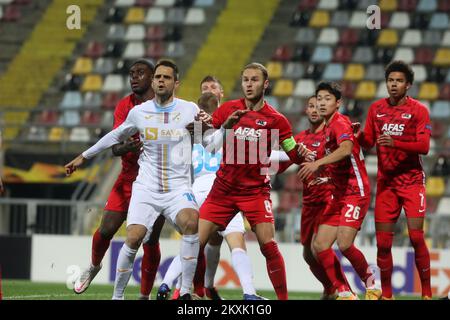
64, 154, 87, 176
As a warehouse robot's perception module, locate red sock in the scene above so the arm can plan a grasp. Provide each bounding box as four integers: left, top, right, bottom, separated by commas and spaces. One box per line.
308, 258, 334, 294
91, 229, 111, 267
193, 247, 206, 297
409, 229, 432, 298
376, 231, 394, 298
342, 244, 373, 287
261, 241, 288, 300
317, 248, 350, 293
140, 243, 161, 297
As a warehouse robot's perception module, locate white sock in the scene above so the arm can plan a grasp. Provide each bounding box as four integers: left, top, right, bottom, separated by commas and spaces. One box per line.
162, 254, 182, 288
180, 234, 199, 296
204, 243, 221, 288
175, 276, 182, 290
231, 248, 256, 295
112, 243, 137, 299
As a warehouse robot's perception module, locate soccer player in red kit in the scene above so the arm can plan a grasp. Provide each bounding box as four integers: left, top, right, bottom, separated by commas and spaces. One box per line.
355, 61, 432, 300
73, 60, 165, 299
196, 63, 310, 300
299, 82, 379, 300
276, 96, 338, 299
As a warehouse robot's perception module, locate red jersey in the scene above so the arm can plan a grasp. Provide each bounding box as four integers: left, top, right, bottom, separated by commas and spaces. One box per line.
360, 97, 431, 187
325, 112, 370, 197
113, 94, 141, 181
212, 99, 293, 193
295, 128, 332, 205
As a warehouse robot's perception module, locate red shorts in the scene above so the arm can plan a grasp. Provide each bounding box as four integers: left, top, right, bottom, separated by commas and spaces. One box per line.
320, 195, 370, 230
301, 202, 328, 245
200, 181, 274, 230
104, 176, 134, 213
375, 184, 426, 224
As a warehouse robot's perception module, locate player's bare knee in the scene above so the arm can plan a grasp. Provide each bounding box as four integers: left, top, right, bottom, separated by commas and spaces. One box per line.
337, 239, 351, 252
181, 218, 198, 235
312, 239, 328, 253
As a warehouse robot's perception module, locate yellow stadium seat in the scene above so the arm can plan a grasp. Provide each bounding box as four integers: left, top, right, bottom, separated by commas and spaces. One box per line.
355, 81, 376, 100
433, 48, 450, 66
309, 10, 330, 28
81, 74, 103, 92
379, 0, 397, 11
426, 176, 445, 197
273, 79, 294, 97
125, 8, 145, 24
266, 61, 283, 79
72, 57, 93, 75
48, 127, 66, 142
377, 29, 399, 47
344, 64, 365, 81
418, 82, 439, 100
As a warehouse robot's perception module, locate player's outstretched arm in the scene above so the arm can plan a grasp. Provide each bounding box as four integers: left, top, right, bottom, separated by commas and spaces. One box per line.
64, 154, 87, 176
112, 137, 143, 156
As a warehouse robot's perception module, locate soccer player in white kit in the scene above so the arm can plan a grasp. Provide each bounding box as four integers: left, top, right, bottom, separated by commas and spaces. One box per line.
65, 60, 201, 300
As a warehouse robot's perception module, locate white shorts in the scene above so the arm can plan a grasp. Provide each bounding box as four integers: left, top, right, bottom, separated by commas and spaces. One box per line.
127, 182, 199, 242
193, 175, 245, 237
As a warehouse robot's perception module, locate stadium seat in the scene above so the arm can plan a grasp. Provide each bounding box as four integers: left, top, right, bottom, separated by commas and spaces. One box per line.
155, 0, 176, 6
341, 81, 356, 99
304, 63, 324, 80
379, 0, 397, 11
398, 0, 417, 11
272, 45, 292, 62
283, 62, 304, 79
411, 64, 427, 82
440, 83, 450, 100
59, 111, 80, 126
84, 41, 105, 59
69, 127, 91, 142
146, 25, 165, 41
352, 46, 374, 63
330, 11, 350, 28
136, 0, 156, 6
83, 92, 102, 109
101, 111, 114, 127
439, 0, 450, 11
265, 96, 279, 109
81, 111, 101, 125
366, 64, 386, 81
2, 4, 20, 21
115, 0, 135, 6
356, 0, 373, 10
81, 74, 103, 92
365, 155, 378, 176
38, 110, 59, 125
123, 42, 145, 59
102, 92, 121, 110
434, 49, 450, 66
107, 24, 126, 40
426, 176, 445, 197
309, 10, 330, 28
339, 28, 358, 46
418, 82, 439, 100
400, 29, 422, 47
429, 12, 449, 29
311, 46, 332, 63
184, 8, 204, 25
389, 12, 410, 28
377, 29, 398, 46
273, 79, 294, 97
281, 97, 303, 113
298, 0, 318, 11
145, 7, 166, 24
317, 0, 338, 9
355, 81, 376, 100
349, 11, 367, 28
333, 46, 352, 63
0, 6, 3, 20
322, 63, 344, 80
393, 47, 414, 64
414, 47, 434, 64
295, 28, 317, 45
165, 42, 185, 58
27, 126, 48, 142
266, 61, 282, 79
194, 0, 214, 7
294, 79, 315, 97
72, 57, 93, 75
167, 7, 185, 24
376, 81, 388, 98
317, 28, 338, 45
60, 91, 82, 109
103, 74, 124, 92
442, 31, 450, 47
125, 24, 145, 41
423, 30, 442, 46
430, 119, 445, 139
94, 58, 115, 75
344, 64, 365, 81
417, 0, 437, 11
125, 7, 145, 23
146, 41, 165, 59
432, 101, 450, 119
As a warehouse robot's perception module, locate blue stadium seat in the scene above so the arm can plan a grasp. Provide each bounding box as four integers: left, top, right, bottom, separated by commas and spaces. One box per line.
107, 24, 126, 40
311, 46, 332, 63
352, 46, 374, 63
194, 0, 214, 7
429, 12, 449, 29
94, 58, 115, 75
365, 64, 385, 81
317, 28, 339, 45
145, 7, 166, 24
389, 12, 410, 28
59, 111, 81, 126
417, 0, 437, 11
423, 30, 442, 46
322, 63, 344, 80
295, 28, 317, 45
115, 0, 135, 6
330, 11, 350, 28
60, 91, 82, 109
431, 101, 450, 119
283, 62, 304, 79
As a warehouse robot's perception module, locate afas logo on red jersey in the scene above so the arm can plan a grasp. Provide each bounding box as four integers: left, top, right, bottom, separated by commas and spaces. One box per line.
381, 123, 405, 136
234, 126, 262, 142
